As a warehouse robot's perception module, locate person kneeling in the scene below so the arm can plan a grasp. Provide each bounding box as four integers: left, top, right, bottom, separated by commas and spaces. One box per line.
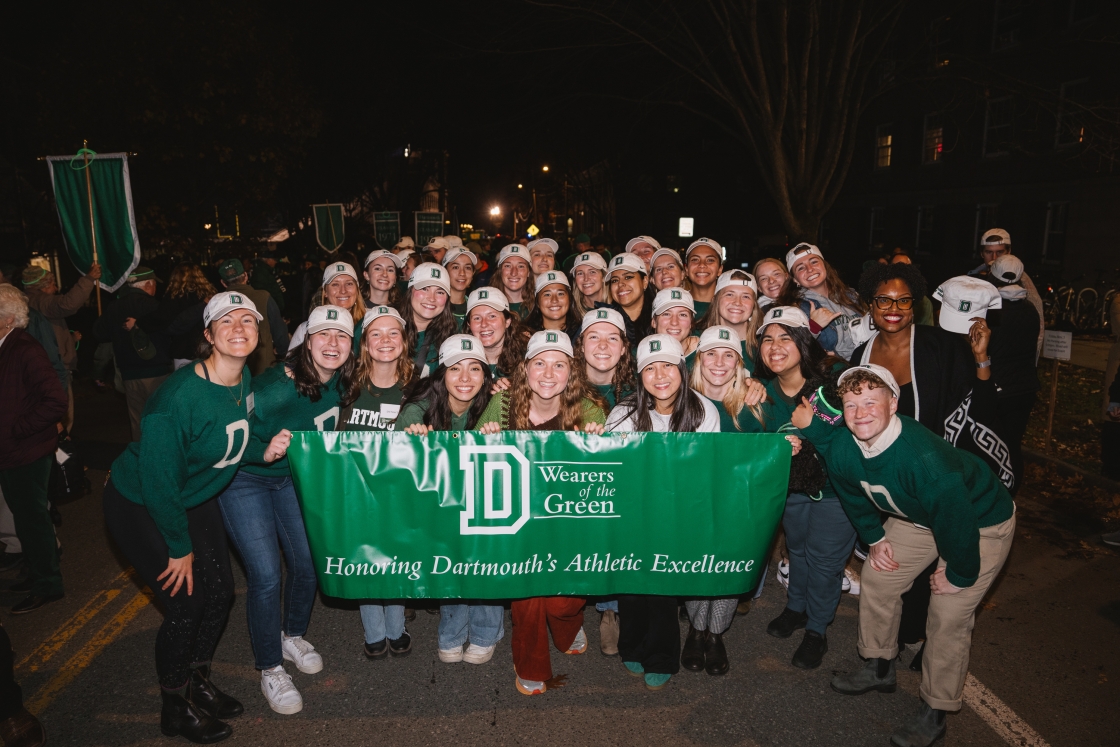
792, 364, 1015, 747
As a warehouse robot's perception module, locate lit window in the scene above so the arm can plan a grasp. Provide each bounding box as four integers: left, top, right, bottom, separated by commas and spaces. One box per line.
923, 114, 944, 164
875, 125, 893, 169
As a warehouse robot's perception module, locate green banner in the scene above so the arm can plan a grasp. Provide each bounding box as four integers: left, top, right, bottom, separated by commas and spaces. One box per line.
287, 431, 791, 599
313, 204, 345, 253
414, 211, 444, 248
373, 211, 400, 249
45, 151, 142, 292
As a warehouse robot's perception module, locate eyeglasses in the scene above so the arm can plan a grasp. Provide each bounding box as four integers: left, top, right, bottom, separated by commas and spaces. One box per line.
872, 295, 914, 310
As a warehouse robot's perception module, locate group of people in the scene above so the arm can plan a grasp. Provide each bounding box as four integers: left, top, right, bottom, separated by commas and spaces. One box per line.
0, 227, 1041, 747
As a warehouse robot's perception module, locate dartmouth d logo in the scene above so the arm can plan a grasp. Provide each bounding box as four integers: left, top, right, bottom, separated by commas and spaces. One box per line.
719, 329, 730, 340
230, 294, 242, 304
958, 300, 972, 312
546, 332, 559, 343
596, 310, 608, 319
432, 268, 442, 278
461, 339, 472, 350
478, 291, 489, 299
336, 264, 344, 271
547, 273, 556, 281
327, 309, 339, 320
649, 340, 662, 352
582, 254, 590, 261
378, 306, 388, 313
459, 445, 530, 535
671, 290, 682, 300
772, 308, 783, 318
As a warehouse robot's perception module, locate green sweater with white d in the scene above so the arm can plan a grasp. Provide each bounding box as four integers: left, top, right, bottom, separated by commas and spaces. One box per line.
241, 365, 345, 477
801, 415, 1014, 589
109, 364, 253, 558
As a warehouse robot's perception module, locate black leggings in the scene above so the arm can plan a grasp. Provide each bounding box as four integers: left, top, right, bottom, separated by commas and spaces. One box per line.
103, 481, 234, 690
617, 595, 681, 675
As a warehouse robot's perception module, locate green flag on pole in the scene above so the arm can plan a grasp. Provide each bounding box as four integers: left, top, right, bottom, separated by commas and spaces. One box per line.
373, 211, 400, 249
313, 204, 345, 253
414, 211, 444, 248
45, 150, 141, 292
287, 430, 791, 600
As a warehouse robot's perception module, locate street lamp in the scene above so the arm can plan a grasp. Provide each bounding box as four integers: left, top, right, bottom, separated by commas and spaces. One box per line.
490, 205, 501, 217
542, 165, 549, 173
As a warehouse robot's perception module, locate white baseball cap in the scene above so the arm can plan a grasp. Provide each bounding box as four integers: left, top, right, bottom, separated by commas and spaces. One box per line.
466, 287, 510, 314
203, 291, 263, 326
364, 249, 403, 268
408, 262, 452, 294
394, 236, 415, 249
625, 235, 661, 254
580, 307, 628, 335
496, 243, 530, 268
396, 247, 417, 262
715, 270, 758, 296
785, 242, 824, 272
636, 334, 685, 369
534, 270, 571, 295
990, 255, 1024, 284
445, 235, 465, 248
607, 252, 647, 277
981, 228, 1010, 245
934, 276, 1002, 334
442, 247, 479, 267
697, 325, 744, 357
306, 304, 355, 336
322, 262, 359, 287
649, 247, 683, 269
571, 252, 608, 272
438, 334, 488, 369
525, 330, 574, 359
652, 287, 695, 316
838, 363, 901, 398
686, 238, 722, 259
362, 304, 405, 330
426, 236, 451, 252
526, 238, 558, 254
757, 305, 811, 334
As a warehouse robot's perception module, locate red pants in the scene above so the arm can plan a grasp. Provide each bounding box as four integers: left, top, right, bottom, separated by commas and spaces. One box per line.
511, 596, 585, 681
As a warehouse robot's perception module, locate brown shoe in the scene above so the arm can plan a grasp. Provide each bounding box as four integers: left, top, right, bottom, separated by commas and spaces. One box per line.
599, 610, 619, 656
0, 708, 46, 747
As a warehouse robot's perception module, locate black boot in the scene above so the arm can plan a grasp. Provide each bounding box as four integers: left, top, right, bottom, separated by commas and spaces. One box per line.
680, 625, 707, 671
890, 701, 947, 747
703, 632, 729, 676
190, 665, 244, 719
160, 688, 232, 744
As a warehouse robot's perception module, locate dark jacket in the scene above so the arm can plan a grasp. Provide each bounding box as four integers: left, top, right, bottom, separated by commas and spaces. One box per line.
25, 276, 96, 370
224, 282, 288, 376
251, 262, 286, 313
137, 294, 207, 361
989, 298, 1042, 398
851, 324, 1018, 490
93, 286, 171, 380
0, 328, 68, 469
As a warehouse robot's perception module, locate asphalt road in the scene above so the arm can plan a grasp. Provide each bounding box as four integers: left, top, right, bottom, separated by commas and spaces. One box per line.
3, 382, 1118, 746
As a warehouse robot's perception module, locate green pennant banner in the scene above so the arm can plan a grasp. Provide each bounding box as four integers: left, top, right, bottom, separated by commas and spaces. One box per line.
312, 203, 345, 253
287, 430, 791, 600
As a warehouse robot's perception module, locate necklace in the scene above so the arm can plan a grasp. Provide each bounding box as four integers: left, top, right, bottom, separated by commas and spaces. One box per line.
206, 359, 244, 407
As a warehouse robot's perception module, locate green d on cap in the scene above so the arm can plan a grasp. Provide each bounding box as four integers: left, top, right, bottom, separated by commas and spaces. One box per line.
218, 259, 245, 281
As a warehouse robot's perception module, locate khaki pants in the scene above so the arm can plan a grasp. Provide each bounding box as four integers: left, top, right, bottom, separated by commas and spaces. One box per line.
123, 375, 169, 442
856, 513, 1016, 711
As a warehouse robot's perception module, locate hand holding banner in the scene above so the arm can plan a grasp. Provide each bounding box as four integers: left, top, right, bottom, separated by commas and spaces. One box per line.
287, 430, 791, 600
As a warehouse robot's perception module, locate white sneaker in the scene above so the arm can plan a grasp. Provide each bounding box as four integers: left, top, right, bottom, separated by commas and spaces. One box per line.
281, 633, 323, 674
463, 643, 496, 664
777, 559, 790, 590
439, 644, 465, 663
261, 666, 303, 715
565, 627, 587, 655
844, 566, 861, 596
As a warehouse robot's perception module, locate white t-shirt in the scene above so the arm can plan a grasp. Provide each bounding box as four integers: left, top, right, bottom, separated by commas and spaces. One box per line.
605, 389, 721, 433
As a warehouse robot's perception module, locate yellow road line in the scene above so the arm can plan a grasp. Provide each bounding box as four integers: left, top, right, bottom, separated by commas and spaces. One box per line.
16, 574, 129, 671
25, 589, 151, 715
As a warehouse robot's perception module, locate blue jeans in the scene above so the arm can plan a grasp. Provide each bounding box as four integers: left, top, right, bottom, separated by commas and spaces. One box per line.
360, 604, 405, 644
438, 604, 505, 649
594, 599, 618, 613
782, 493, 857, 636
218, 471, 318, 670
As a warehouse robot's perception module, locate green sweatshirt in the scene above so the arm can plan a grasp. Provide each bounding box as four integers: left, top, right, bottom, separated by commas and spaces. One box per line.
451, 301, 468, 328
340, 383, 404, 431
475, 390, 606, 430
395, 398, 472, 431
711, 399, 765, 433
241, 366, 344, 477
802, 415, 1015, 588
110, 364, 252, 557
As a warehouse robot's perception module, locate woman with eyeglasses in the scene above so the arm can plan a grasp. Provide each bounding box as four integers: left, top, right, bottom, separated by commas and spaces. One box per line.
776, 244, 866, 361
850, 263, 1011, 673
442, 246, 479, 327
683, 239, 723, 316
570, 252, 609, 314
650, 248, 686, 292
490, 244, 533, 317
